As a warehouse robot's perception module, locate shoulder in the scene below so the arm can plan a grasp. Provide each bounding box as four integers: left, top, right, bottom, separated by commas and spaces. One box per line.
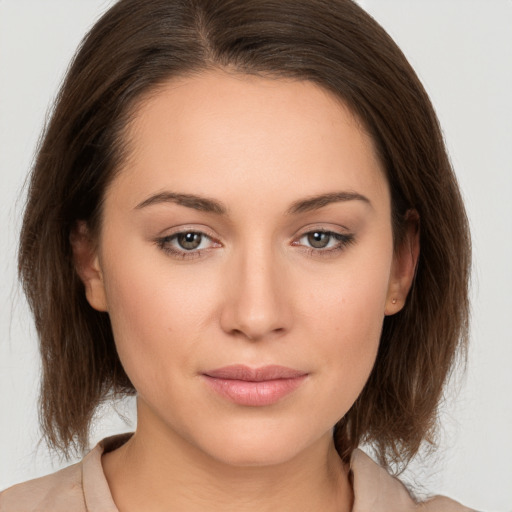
419, 496, 477, 512
0, 433, 129, 512
0, 461, 86, 512
350, 449, 475, 512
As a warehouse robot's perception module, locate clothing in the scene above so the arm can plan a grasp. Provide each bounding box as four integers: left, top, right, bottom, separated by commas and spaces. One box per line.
0, 433, 475, 511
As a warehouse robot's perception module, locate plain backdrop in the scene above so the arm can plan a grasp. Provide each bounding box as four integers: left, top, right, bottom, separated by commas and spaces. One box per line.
1, 1, 511, 510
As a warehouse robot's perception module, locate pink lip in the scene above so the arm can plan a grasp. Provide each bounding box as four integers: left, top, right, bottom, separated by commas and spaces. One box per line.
203, 365, 308, 406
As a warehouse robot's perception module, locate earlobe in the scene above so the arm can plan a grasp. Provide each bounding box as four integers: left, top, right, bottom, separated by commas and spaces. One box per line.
385, 210, 420, 316
70, 221, 108, 312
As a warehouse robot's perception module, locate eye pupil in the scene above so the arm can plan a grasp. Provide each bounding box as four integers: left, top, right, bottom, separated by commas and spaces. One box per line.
177, 232, 202, 250
308, 231, 330, 248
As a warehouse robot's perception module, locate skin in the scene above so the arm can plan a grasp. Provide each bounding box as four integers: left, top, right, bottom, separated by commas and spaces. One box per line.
73, 69, 418, 512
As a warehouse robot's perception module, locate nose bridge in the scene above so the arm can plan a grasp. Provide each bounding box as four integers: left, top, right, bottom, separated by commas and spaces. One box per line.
221, 238, 289, 340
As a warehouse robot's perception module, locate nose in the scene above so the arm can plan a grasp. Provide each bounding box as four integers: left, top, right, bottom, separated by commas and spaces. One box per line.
219, 245, 291, 341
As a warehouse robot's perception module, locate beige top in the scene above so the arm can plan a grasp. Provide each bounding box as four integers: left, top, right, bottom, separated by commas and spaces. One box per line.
0, 433, 475, 512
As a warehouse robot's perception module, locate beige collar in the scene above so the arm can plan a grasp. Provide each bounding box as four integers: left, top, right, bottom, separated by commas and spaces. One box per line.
349, 448, 417, 511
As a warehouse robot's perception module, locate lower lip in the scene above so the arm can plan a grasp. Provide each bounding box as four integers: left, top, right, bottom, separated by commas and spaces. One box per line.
203, 375, 307, 406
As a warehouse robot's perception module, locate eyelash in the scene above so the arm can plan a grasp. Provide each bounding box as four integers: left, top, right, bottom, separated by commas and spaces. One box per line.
155, 230, 220, 260
155, 229, 355, 260
292, 230, 355, 257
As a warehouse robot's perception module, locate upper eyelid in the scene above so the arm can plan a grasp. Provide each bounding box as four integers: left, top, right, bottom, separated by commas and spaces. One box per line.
291, 225, 352, 241
294, 223, 350, 234
158, 225, 219, 240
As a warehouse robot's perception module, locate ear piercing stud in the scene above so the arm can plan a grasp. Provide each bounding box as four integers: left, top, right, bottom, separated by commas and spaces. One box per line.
391, 298, 397, 304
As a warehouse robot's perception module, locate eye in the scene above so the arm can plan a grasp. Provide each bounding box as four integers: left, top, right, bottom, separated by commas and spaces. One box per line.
305, 231, 333, 249
176, 232, 204, 250
294, 229, 355, 255
156, 230, 220, 259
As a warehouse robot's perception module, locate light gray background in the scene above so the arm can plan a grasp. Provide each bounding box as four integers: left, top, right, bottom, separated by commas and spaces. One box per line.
1, 1, 511, 510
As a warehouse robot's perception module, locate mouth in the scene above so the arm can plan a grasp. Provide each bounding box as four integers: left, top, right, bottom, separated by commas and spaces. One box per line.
202, 365, 308, 406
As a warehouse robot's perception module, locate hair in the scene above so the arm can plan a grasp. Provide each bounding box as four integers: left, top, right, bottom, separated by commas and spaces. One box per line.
18, 0, 470, 468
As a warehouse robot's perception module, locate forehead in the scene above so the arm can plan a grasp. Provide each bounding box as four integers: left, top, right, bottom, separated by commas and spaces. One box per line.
109, 69, 389, 213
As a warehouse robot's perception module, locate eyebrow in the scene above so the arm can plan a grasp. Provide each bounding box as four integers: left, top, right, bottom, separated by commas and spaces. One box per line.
135, 190, 371, 215
135, 192, 227, 214
286, 191, 372, 214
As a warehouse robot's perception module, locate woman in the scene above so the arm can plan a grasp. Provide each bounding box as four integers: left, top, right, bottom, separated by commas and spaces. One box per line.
0, 0, 474, 510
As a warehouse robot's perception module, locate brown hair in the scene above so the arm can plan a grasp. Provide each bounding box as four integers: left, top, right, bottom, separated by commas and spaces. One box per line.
18, 0, 470, 467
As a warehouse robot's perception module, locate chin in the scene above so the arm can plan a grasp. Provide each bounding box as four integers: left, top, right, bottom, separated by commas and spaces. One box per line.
193, 420, 329, 468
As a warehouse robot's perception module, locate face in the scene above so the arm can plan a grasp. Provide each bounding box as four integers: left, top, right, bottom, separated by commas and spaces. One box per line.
76, 70, 415, 467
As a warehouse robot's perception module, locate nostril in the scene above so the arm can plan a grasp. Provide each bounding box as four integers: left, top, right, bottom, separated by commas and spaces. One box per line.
229, 325, 287, 342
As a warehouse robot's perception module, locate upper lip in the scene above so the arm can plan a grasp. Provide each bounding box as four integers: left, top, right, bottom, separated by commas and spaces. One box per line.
204, 365, 307, 382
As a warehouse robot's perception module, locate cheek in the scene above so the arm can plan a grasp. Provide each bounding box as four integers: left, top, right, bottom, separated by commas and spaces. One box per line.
299, 250, 392, 412
316, 300, 382, 413
100, 246, 221, 394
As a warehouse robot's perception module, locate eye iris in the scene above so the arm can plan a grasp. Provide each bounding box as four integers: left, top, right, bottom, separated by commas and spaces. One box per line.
307, 231, 330, 249
177, 232, 202, 250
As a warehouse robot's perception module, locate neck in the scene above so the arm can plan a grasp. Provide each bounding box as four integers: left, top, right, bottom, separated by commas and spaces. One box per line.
102, 407, 353, 512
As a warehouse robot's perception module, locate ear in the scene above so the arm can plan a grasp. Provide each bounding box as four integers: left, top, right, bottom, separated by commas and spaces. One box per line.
385, 210, 420, 316
70, 221, 108, 312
